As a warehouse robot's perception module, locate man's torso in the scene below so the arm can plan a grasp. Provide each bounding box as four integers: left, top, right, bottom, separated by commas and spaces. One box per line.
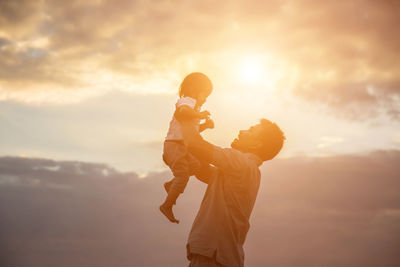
187, 146, 262, 267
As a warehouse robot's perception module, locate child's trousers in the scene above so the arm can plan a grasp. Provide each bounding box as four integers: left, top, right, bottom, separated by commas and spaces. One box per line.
163, 140, 201, 193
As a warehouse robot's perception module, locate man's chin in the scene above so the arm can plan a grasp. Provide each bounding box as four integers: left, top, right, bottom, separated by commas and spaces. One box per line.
231, 139, 239, 149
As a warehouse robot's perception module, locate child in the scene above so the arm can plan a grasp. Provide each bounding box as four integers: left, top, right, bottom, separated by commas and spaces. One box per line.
160, 72, 214, 224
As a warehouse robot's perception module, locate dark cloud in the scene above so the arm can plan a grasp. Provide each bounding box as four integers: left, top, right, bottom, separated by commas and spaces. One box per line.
0, 37, 10, 48
1, 151, 400, 266
272, 0, 400, 120
0, 0, 42, 31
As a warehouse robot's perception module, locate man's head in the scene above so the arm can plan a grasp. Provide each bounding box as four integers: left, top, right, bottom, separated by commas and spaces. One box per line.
231, 119, 285, 161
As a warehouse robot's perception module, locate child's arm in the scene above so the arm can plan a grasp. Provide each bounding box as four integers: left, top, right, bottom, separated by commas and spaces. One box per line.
199, 118, 214, 132
175, 105, 210, 121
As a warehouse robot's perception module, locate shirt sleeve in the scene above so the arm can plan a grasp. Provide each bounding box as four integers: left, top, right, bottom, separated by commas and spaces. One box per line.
176, 97, 196, 109
211, 145, 248, 172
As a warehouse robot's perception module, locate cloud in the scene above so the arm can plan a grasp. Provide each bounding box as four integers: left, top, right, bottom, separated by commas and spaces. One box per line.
0, 0, 43, 37
0, 0, 399, 118
1, 151, 400, 266
265, 0, 400, 120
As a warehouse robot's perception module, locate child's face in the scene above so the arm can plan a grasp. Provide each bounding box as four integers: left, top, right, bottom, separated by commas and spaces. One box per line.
196, 91, 209, 106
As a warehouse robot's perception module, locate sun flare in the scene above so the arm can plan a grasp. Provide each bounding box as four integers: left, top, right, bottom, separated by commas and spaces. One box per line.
237, 57, 264, 84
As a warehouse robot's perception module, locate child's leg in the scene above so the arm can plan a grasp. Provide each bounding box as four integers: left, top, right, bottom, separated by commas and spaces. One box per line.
159, 187, 181, 223
160, 141, 190, 223
168, 173, 190, 193
160, 160, 190, 223
187, 152, 201, 177
168, 149, 200, 193
164, 178, 174, 193
162, 141, 184, 192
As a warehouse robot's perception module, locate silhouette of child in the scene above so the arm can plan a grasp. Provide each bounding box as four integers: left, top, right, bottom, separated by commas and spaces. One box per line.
160, 72, 214, 223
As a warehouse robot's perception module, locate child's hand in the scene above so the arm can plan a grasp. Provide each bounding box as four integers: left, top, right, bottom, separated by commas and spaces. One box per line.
205, 118, 214, 129
199, 110, 211, 119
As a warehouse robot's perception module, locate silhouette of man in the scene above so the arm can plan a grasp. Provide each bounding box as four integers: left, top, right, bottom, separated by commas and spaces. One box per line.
181, 118, 285, 267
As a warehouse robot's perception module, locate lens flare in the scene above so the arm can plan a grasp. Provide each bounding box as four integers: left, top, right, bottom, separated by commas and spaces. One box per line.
238, 58, 264, 84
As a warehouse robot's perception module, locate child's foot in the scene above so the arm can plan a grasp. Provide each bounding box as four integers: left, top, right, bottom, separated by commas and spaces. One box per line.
164, 180, 173, 193
159, 204, 179, 224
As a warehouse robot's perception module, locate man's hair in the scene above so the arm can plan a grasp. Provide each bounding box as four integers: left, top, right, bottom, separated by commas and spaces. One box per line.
256, 118, 285, 161
179, 72, 213, 98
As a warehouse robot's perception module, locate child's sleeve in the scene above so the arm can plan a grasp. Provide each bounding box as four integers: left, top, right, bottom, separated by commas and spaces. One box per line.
176, 97, 196, 109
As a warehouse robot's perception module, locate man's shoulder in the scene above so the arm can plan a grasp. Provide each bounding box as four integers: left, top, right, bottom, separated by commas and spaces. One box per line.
213, 146, 252, 161
212, 146, 256, 172
214, 146, 263, 170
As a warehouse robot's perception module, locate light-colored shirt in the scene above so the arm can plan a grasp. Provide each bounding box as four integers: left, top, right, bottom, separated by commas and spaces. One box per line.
187, 145, 263, 267
165, 97, 200, 140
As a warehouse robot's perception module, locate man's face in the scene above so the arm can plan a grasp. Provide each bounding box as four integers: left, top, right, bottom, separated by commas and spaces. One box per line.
231, 124, 263, 152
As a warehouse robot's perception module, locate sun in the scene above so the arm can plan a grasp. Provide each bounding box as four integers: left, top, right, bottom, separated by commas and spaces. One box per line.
237, 57, 264, 84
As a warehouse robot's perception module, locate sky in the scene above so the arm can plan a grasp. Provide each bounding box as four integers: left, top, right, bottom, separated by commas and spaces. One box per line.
1, 1, 400, 266
1, 0, 400, 173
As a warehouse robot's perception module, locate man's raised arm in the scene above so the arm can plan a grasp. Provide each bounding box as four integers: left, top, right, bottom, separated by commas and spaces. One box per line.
180, 120, 214, 163
181, 120, 248, 173
195, 161, 217, 185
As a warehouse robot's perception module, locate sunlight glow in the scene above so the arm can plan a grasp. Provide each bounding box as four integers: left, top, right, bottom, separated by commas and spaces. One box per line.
238, 58, 264, 84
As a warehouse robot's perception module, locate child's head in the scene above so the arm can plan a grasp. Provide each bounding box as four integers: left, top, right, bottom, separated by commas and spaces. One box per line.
179, 72, 213, 105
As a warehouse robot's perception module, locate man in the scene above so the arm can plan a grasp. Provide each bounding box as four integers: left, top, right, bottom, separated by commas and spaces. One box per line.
180, 118, 285, 267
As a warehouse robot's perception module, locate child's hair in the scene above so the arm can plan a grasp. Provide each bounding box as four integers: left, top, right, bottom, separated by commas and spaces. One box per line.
179, 72, 213, 99
256, 118, 286, 161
